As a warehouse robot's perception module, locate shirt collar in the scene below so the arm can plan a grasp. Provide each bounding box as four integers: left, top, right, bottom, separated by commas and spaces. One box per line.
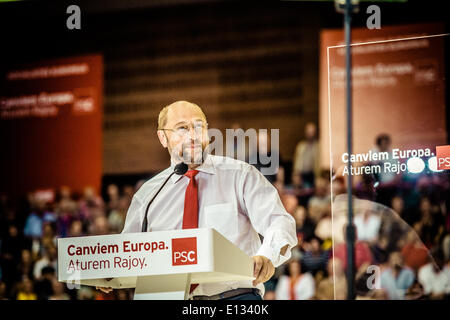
169, 153, 216, 184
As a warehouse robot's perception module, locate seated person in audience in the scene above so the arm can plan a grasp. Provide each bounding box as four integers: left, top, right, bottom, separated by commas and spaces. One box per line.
316, 258, 346, 300
418, 248, 450, 300
49, 279, 70, 300
334, 226, 373, 272
293, 205, 315, 245
413, 197, 443, 249
275, 259, 315, 300
354, 262, 388, 300
307, 177, 331, 224
380, 252, 415, 300
354, 210, 381, 243
16, 278, 37, 300
33, 244, 57, 280
263, 290, 276, 300
401, 230, 429, 273
290, 173, 314, 207
0, 281, 7, 300
281, 193, 299, 216
301, 236, 329, 276
34, 266, 55, 300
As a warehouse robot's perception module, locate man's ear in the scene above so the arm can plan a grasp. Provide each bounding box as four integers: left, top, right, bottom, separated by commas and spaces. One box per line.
157, 130, 168, 148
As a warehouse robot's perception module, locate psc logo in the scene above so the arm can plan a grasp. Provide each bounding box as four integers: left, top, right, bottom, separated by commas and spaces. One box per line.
436, 145, 450, 170
172, 237, 197, 266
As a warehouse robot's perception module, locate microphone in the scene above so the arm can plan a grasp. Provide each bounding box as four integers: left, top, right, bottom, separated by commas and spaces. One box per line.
141, 162, 188, 232
174, 162, 188, 175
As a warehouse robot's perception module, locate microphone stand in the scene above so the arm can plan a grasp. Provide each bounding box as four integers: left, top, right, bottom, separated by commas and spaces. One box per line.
335, 0, 359, 300
141, 163, 188, 232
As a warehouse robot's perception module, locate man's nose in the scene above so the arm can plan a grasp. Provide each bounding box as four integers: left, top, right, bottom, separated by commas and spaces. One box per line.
188, 126, 202, 139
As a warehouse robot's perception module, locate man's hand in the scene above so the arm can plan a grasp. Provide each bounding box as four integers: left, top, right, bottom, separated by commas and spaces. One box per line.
252, 255, 275, 286
95, 286, 113, 294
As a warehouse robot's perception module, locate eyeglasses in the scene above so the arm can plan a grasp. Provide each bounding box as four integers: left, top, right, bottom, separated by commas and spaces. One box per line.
161, 121, 208, 137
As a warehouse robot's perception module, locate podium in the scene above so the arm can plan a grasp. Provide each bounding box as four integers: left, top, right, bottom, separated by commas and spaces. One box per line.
58, 228, 255, 300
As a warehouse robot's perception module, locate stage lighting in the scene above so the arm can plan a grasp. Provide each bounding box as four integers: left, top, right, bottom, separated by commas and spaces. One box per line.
406, 157, 425, 174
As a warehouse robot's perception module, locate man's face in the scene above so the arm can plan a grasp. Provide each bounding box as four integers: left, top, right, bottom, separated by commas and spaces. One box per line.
305, 123, 316, 140
379, 138, 391, 151
389, 252, 403, 269
288, 261, 301, 276
158, 103, 209, 166
310, 239, 320, 252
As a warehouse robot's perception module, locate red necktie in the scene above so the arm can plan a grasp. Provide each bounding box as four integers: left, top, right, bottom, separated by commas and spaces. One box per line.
182, 169, 200, 294
182, 170, 199, 229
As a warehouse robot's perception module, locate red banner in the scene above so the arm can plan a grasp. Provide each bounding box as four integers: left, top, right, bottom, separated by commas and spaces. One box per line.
0, 54, 103, 198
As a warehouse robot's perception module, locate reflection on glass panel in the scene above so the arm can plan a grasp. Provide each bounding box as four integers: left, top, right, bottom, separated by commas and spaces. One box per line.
327, 32, 450, 300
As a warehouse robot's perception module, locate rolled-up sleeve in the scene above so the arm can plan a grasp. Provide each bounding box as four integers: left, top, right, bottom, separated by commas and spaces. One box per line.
240, 165, 298, 267
121, 195, 144, 234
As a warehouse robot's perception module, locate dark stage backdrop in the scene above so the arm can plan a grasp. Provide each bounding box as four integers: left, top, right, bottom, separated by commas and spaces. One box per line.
99, 5, 321, 175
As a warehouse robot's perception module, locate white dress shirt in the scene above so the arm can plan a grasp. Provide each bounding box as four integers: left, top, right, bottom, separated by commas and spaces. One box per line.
275, 274, 316, 300
354, 214, 381, 242
418, 263, 450, 295
122, 154, 297, 297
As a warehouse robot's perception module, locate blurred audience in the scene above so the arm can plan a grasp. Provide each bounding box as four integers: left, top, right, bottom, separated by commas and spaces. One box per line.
275, 259, 315, 300
49, 278, 70, 300
292, 122, 320, 188
316, 258, 347, 300
293, 205, 315, 245
334, 227, 373, 272
0, 183, 140, 300
354, 210, 381, 243
308, 177, 331, 224
418, 248, 450, 299
33, 244, 57, 280
401, 230, 429, 273
380, 252, 415, 300
16, 278, 37, 300
0, 136, 449, 301
301, 237, 329, 276
34, 266, 56, 300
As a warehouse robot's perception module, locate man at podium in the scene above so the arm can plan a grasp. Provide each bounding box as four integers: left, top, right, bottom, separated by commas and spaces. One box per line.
97, 100, 297, 300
